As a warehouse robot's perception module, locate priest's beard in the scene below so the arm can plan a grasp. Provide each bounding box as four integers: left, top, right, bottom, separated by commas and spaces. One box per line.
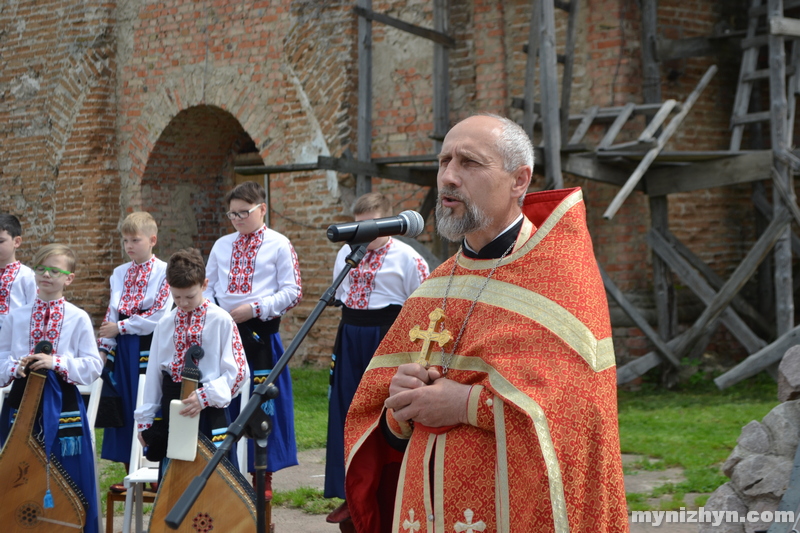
436, 187, 491, 242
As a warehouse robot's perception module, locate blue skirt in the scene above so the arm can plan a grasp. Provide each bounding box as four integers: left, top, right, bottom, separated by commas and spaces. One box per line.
230, 330, 298, 473
324, 305, 400, 499
100, 334, 147, 463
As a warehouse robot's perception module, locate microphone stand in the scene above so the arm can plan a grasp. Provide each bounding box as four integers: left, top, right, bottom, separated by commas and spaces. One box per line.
165, 242, 371, 532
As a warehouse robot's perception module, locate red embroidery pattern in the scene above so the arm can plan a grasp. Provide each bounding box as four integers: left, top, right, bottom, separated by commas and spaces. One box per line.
170, 301, 208, 382
230, 324, 247, 394
227, 227, 265, 294
29, 298, 65, 353
0, 261, 21, 316
118, 258, 154, 316
139, 277, 171, 319
345, 240, 391, 309
414, 257, 430, 283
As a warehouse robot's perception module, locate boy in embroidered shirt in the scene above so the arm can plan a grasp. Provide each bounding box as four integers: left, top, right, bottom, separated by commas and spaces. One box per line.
204, 181, 302, 499
96, 211, 173, 478
324, 193, 430, 525
0, 214, 37, 332
134, 249, 248, 470
0, 244, 103, 533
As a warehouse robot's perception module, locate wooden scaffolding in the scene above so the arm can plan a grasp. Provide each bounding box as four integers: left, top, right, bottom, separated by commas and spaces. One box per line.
235, 0, 800, 388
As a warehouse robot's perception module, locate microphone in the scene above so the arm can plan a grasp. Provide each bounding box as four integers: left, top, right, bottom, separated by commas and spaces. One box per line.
326, 210, 425, 243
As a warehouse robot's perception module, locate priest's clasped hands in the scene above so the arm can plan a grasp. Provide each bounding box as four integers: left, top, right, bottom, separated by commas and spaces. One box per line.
385, 362, 471, 428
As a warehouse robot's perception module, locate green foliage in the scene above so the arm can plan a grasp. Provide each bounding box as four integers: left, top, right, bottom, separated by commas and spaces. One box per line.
619, 372, 779, 497
272, 486, 343, 514
291, 365, 330, 451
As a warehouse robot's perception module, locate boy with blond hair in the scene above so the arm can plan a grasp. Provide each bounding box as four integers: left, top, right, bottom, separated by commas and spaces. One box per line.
97, 211, 173, 477
0, 243, 103, 533
0, 214, 37, 331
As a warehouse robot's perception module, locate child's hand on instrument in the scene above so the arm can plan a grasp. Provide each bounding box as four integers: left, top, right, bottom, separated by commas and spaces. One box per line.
180, 391, 202, 417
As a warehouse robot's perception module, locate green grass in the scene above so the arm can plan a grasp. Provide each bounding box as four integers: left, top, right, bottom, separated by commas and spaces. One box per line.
272, 486, 343, 514
291, 364, 331, 451
618, 372, 779, 495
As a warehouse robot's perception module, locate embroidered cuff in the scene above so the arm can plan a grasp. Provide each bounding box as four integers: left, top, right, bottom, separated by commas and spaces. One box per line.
137, 421, 153, 431
385, 408, 413, 440
468, 385, 495, 432
118, 320, 128, 335
251, 301, 262, 320
10, 361, 19, 380
53, 356, 70, 382
98, 340, 114, 353
196, 388, 210, 409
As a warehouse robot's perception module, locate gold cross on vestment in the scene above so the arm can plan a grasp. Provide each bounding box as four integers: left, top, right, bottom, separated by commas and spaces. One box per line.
454, 509, 486, 533
409, 308, 452, 367
402, 509, 420, 532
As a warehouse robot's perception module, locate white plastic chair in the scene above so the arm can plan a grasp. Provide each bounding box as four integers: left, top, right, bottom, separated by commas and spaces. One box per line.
237, 383, 250, 478
121, 375, 159, 533
78, 378, 104, 533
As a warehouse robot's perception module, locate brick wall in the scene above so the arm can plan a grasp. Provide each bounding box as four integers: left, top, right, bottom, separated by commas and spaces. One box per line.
0, 0, 772, 367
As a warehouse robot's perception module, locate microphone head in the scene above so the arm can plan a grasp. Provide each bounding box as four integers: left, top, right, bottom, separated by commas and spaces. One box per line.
399, 210, 424, 238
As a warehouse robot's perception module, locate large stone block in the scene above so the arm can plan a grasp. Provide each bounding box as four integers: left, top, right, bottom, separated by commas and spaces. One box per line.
737, 421, 771, 455
730, 454, 792, 499
779, 345, 800, 402
762, 400, 800, 458
699, 482, 746, 533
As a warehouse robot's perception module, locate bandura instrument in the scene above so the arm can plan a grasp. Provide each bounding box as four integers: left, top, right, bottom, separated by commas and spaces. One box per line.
148, 347, 256, 532
0, 349, 87, 531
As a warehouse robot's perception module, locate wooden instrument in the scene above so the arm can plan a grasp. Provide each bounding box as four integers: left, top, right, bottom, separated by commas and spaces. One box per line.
148, 347, 256, 532
0, 365, 87, 531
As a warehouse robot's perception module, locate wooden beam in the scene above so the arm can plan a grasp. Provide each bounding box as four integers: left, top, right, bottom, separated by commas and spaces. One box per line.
671, 209, 792, 360
617, 329, 698, 385
568, 105, 599, 145
643, 150, 772, 196
523, 0, 541, 139
235, 162, 320, 175
357, 0, 373, 196
663, 230, 774, 337
561, 154, 633, 187
559, 0, 580, 144
771, 16, 800, 39
714, 323, 800, 389
603, 65, 718, 219
539, 0, 563, 189
656, 35, 717, 60
597, 103, 636, 150
432, 0, 449, 155
352, 6, 455, 48
317, 156, 436, 187
647, 229, 768, 354
599, 264, 682, 368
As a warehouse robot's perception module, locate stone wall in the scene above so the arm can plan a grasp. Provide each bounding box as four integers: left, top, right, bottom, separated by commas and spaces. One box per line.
0, 0, 768, 365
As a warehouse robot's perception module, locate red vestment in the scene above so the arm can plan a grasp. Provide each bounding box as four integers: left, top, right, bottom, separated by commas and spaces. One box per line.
344, 188, 628, 532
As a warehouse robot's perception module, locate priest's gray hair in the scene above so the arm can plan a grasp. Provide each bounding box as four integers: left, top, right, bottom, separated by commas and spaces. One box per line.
478, 113, 535, 173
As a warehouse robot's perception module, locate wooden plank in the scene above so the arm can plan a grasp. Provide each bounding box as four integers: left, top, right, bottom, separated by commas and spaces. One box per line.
751, 0, 800, 16
770, 0, 795, 338
596, 103, 636, 150
753, 183, 800, 258
733, 0, 769, 153
672, 209, 793, 361
664, 230, 775, 338
715, 323, 800, 389
235, 162, 320, 175
357, 0, 373, 196
432, 0, 449, 154
419, 186, 438, 224
523, 0, 541, 139
648, 229, 768, 354
352, 6, 455, 47
568, 105, 599, 145
539, 0, 563, 189
643, 150, 772, 196
559, 0, 581, 144
639, 100, 678, 141
603, 65, 718, 219
617, 330, 699, 385
649, 195, 678, 343
596, 150, 746, 161
317, 156, 436, 187
599, 264, 681, 368
561, 154, 633, 187
731, 110, 772, 125
770, 16, 800, 39
656, 35, 717, 60
772, 165, 800, 228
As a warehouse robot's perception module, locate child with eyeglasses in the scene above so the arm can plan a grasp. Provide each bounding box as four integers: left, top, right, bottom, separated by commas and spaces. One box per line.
96, 211, 173, 484
204, 180, 302, 500
0, 214, 37, 333
0, 243, 102, 533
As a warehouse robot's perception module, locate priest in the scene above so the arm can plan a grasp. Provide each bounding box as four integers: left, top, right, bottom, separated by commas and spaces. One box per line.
344, 114, 628, 533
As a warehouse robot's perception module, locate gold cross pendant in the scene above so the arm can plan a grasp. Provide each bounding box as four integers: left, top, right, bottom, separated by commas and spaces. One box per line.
409, 308, 453, 367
